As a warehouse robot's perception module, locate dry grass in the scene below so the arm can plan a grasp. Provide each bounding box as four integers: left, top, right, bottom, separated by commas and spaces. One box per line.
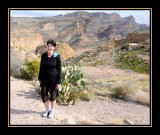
81, 120, 96, 125
85, 68, 150, 105
109, 119, 123, 125
108, 74, 150, 105
130, 90, 150, 105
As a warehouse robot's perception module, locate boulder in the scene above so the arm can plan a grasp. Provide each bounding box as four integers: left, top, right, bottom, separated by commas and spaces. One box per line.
10, 46, 26, 77
55, 42, 74, 61
35, 42, 74, 61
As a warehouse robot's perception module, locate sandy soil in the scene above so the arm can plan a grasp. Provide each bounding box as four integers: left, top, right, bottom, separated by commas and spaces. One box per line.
10, 74, 150, 126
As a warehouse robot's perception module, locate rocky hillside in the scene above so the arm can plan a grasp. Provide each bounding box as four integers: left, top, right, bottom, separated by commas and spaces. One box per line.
10, 11, 149, 49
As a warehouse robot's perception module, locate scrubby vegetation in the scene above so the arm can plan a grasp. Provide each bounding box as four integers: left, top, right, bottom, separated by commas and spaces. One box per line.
109, 83, 133, 99
90, 59, 105, 67
120, 43, 130, 51
88, 75, 150, 105
115, 44, 150, 74
20, 59, 40, 80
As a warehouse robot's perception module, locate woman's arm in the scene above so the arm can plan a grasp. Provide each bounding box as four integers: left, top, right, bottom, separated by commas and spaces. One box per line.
38, 54, 44, 82
56, 55, 62, 85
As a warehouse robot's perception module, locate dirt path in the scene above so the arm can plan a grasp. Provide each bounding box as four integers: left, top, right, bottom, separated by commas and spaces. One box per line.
10, 78, 61, 125
10, 74, 150, 125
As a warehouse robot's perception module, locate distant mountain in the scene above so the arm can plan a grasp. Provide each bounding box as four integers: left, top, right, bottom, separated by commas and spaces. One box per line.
10, 11, 149, 48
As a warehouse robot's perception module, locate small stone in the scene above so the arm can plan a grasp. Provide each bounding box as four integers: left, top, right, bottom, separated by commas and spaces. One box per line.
123, 119, 134, 125
61, 117, 76, 125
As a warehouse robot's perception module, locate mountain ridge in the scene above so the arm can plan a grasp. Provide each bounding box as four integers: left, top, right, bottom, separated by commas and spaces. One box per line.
11, 11, 149, 48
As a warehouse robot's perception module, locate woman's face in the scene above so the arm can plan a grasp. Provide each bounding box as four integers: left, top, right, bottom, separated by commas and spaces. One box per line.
47, 44, 55, 53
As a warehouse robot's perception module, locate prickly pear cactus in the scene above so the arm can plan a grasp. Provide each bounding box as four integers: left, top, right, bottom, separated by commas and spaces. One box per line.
57, 62, 92, 105
35, 81, 41, 95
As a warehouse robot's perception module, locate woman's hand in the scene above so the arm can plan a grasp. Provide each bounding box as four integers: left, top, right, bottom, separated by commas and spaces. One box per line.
56, 84, 60, 89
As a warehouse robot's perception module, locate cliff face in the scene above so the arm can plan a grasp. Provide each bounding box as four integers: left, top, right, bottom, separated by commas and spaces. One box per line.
11, 33, 44, 51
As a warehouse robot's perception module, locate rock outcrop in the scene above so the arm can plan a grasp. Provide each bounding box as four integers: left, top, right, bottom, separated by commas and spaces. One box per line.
97, 25, 116, 40
97, 25, 123, 40
11, 33, 44, 51
126, 31, 150, 43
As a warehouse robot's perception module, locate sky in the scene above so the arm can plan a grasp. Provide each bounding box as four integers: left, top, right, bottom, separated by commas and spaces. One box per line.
10, 10, 150, 25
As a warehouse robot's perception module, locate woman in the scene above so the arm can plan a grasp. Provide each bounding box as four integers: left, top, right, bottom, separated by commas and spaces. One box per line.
38, 39, 61, 118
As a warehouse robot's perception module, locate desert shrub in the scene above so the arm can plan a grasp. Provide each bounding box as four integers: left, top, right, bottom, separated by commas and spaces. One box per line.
115, 51, 150, 74
132, 45, 145, 52
20, 59, 40, 80
120, 44, 130, 51
90, 60, 105, 67
110, 84, 133, 100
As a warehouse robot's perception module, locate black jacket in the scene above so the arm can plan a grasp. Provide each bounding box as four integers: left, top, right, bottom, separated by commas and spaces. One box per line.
38, 51, 62, 84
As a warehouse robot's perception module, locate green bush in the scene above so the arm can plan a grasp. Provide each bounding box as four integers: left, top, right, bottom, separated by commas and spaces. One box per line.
20, 59, 40, 80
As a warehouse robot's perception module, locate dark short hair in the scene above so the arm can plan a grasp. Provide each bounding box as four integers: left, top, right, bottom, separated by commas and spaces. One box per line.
47, 39, 56, 47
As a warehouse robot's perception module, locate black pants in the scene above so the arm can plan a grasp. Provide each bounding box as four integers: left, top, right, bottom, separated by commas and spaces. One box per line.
40, 80, 57, 103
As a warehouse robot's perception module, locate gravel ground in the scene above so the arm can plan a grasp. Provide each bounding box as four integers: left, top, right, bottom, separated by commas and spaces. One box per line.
10, 76, 150, 126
